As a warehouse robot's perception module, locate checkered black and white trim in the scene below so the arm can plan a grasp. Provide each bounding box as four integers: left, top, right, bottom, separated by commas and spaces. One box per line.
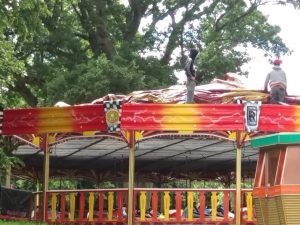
104, 100, 122, 132
104, 100, 122, 111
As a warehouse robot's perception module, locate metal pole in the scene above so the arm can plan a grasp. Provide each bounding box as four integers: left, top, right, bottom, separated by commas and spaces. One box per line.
128, 131, 135, 225
36, 178, 40, 207
42, 134, 50, 222
235, 133, 242, 225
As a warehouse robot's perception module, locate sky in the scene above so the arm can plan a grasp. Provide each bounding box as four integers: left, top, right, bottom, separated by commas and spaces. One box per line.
122, 1, 300, 94
244, 4, 300, 95
175, 4, 300, 95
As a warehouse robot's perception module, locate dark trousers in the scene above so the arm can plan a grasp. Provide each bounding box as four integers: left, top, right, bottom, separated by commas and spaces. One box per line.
186, 79, 196, 103
270, 86, 286, 104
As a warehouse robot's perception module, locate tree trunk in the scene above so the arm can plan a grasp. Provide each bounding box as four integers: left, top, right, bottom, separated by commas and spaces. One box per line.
9, 76, 38, 107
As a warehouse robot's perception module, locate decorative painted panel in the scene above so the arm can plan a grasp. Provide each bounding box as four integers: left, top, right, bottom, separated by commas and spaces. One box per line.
121, 104, 245, 131
2, 105, 106, 135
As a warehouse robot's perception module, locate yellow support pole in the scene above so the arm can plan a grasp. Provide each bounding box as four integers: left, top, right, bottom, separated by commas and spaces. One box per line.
51, 193, 57, 222
69, 192, 75, 220
246, 192, 253, 221
187, 191, 194, 221
211, 192, 217, 221
128, 131, 135, 225
236, 138, 242, 225
140, 191, 146, 220
108, 191, 114, 220
88, 192, 95, 220
163, 191, 170, 221
42, 134, 50, 222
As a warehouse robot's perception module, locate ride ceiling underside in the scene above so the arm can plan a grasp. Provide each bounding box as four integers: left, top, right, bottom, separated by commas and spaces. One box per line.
3, 74, 300, 182
12, 135, 258, 182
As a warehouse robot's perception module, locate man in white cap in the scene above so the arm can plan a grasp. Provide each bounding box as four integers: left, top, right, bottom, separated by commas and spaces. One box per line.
264, 59, 287, 104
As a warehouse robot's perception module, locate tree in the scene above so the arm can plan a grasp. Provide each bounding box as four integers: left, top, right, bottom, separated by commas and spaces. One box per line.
0, 136, 24, 185
0, 0, 299, 106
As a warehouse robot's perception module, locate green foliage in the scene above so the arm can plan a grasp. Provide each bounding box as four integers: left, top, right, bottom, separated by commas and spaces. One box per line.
48, 179, 79, 190
0, 0, 298, 106
135, 56, 177, 89
0, 38, 25, 84
0, 37, 26, 106
198, 2, 289, 81
0, 137, 24, 186
0, 221, 46, 225
46, 55, 145, 105
0, 137, 24, 170
13, 179, 36, 191
13, 176, 116, 191
0, 149, 20, 171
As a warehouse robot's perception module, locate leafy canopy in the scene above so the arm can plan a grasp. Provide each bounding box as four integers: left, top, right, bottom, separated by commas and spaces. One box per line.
0, 0, 298, 107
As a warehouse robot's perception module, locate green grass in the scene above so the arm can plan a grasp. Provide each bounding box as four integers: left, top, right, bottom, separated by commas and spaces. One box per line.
0, 221, 46, 225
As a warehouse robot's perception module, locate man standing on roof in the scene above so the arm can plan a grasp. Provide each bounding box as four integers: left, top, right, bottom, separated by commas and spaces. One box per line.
264, 59, 287, 104
185, 48, 199, 103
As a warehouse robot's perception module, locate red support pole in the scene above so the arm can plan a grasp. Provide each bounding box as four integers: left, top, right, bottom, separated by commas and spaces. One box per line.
233, 192, 236, 223
79, 192, 85, 221
241, 191, 245, 222
152, 191, 158, 221
44, 192, 49, 222
60, 192, 66, 222
133, 190, 137, 222
117, 191, 123, 221
98, 192, 104, 222
175, 191, 182, 222
200, 191, 205, 221
223, 190, 229, 222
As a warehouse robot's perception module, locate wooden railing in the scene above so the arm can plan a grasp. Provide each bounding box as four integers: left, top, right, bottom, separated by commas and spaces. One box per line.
32, 188, 255, 224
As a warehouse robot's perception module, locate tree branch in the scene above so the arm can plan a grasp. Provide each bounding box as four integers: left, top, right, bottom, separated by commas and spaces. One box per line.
160, 0, 222, 65
125, 0, 151, 44
9, 76, 38, 107
215, 2, 259, 32
74, 32, 89, 40
214, 1, 238, 30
